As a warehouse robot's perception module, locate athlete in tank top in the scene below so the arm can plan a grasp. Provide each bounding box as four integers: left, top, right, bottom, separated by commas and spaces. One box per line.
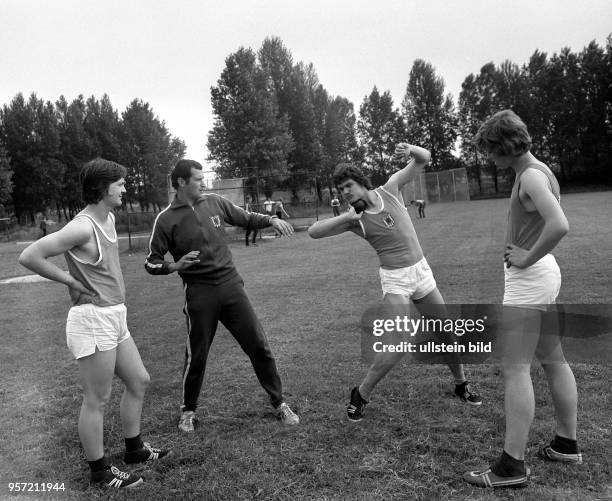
64, 211, 126, 306
308, 143, 482, 420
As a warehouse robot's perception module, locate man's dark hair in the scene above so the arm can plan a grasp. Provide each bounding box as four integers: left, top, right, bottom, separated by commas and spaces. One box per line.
171, 159, 203, 189
474, 109, 532, 156
332, 163, 373, 190
80, 158, 127, 204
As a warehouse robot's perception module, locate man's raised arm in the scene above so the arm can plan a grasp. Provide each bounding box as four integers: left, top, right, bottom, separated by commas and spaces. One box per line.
384, 143, 431, 196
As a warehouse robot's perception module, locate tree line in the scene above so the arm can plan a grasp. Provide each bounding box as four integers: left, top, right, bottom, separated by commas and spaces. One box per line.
209, 35, 612, 199
0, 94, 185, 222
1, 34, 610, 222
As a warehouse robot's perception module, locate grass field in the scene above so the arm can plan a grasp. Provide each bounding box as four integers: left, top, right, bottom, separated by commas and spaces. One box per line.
0, 192, 611, 500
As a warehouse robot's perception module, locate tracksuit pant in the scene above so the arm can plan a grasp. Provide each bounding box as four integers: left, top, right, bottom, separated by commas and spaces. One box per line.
181, 275, 283, 411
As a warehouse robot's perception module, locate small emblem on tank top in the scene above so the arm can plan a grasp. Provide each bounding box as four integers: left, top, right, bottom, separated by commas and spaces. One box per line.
382, 213, 395, 228
210, 215, 221, 228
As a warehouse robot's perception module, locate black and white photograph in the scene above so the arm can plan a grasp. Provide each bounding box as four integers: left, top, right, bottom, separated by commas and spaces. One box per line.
1, 0, 611, 498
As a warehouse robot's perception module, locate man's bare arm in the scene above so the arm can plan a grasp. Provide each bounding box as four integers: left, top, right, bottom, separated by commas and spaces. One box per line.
384, 143, 431, 197
504, 169, 569, 268
18, 219, 95, 295
308, 207, 360, 239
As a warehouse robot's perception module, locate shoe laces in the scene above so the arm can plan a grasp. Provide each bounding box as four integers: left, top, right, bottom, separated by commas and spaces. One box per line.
181, 412, 195, 424
110, 466, 130, 480
279, 403, 295, 418
142, 442, 161, 453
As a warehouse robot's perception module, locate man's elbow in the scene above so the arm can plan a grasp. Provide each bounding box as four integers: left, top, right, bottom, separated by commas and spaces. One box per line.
551, 219, 569, 239
307, 226, 322, 239
18, 248, 37, 271
18, 251, 28, 268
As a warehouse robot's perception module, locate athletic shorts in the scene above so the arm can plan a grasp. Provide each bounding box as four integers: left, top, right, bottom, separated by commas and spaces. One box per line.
379, 257, 437, 300
66, 303, 131, 359
503, 254, 561, 311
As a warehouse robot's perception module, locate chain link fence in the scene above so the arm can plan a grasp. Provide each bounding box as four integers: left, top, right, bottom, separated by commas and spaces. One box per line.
401, 167, 470, 203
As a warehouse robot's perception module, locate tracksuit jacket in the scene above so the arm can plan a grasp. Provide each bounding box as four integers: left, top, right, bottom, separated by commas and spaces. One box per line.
145, 194, 274, 283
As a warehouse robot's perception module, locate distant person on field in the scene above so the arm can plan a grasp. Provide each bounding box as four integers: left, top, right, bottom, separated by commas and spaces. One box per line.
19, 159, 168, 490
463, 110, 578, 489
39, 215, 48, 237
410, 199, 426, 218
331, 194, 341, 216
244, 196, 259, 246
263, 197, 274, 215
275, 198, 290, 219
145, 160, 300, 433
308, 144, 482, 422
274, 199, 290, 237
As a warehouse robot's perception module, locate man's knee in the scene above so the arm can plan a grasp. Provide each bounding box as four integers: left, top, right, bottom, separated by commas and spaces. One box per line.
501, 362, 531, 380
138, 370, 151, 389
83, 388, 112, 411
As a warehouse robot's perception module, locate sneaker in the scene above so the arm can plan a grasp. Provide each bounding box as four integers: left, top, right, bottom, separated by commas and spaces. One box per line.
124, 442, 171, 464
347, 386, 367, 422
277, 402, 300, 425
538, 443, 583, 464
455, 381, 482, 406
178, 410, 196, 433
463, 467, 528, 488
91, 465, 144, 489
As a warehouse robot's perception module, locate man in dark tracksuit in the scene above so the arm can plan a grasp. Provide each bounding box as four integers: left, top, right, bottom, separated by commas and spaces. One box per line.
145, 159, 299, 432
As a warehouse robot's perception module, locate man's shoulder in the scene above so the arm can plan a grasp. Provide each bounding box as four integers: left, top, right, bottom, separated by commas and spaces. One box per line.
521, 167, 554, 190
153, 204, 178, 227
197, 193, 227, 205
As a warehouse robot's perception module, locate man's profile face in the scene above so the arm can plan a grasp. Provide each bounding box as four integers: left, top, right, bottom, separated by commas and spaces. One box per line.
487, 150, 514, 169
337, 179, 367, 202
105, 178, 126, 208
182, 168, 205, 199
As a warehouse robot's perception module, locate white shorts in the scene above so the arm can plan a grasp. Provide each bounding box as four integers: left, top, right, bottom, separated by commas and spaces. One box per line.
379, 257, 437, 300
503, 254, 561, 311
66, 303, 131, 359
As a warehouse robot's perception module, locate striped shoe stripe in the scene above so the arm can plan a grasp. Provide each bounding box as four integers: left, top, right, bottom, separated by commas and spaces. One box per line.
109, 478, 122, 488
483, 471, 492, 488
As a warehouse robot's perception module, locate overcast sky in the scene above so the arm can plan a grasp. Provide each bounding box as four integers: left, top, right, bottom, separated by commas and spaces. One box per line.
2, 0, 610, 169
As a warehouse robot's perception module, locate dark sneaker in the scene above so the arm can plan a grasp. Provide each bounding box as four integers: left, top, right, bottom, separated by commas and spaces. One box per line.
124, 442, 171, 464
538, 443, 583, 464
463, 467, 528, 488
347, 386, 367, 422
276, 402, 300, 425
91, 465, 144, 489
455, 381, 482, 406
178, 410, 196, 433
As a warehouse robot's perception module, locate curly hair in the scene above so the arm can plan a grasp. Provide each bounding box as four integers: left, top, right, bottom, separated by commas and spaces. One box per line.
332, 163, 373, 190
474, 109, 532, 156
80, 158, 127, 204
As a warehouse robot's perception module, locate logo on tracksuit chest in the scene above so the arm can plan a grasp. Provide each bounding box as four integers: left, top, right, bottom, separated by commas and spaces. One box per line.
210, 215, 221, 228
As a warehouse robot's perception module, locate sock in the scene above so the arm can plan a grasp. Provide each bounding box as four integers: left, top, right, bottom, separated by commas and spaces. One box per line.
88, 456, 110, 479
551, 434, 578, 454
490, 450, 526, 477
356, 385, 369, 403
125, 434, 144, 452
454, 379, 467, 387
